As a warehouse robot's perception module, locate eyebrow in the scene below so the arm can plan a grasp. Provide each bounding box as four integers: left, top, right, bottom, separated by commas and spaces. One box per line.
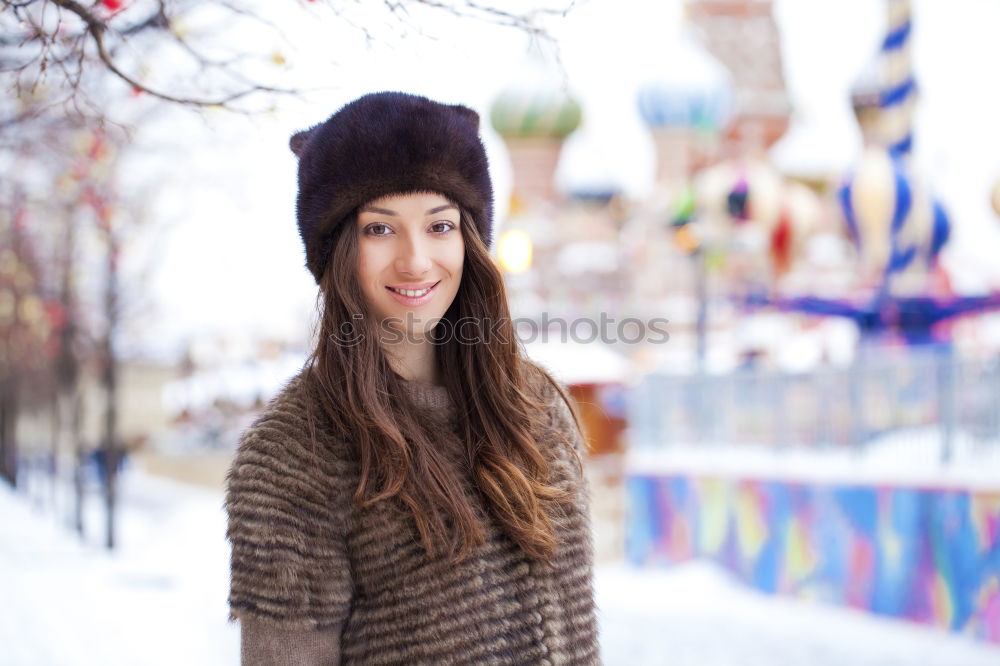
359, 204, 459, 216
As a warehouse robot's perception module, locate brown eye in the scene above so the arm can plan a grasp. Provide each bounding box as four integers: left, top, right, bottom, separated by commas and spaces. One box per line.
365, 223, 391, 236
430, 221, 456, 234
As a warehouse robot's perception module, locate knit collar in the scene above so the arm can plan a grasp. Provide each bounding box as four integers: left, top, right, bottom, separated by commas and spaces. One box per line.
398, 377, 455, 418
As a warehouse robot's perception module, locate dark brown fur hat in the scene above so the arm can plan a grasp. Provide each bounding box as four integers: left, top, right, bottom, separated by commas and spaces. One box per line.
290, 91, 494, 283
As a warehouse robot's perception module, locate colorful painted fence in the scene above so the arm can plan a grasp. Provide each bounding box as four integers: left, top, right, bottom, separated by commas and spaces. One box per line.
625, 475, 1000, 643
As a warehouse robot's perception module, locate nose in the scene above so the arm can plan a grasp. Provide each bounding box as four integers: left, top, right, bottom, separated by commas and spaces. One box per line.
394, 232, 432, 276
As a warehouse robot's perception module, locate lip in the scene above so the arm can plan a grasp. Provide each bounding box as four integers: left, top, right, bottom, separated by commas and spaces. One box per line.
386, 281, 439, 290
385, 280, 440, 307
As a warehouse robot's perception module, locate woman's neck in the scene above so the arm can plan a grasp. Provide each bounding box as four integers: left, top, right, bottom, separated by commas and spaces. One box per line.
383, 337, 441, 385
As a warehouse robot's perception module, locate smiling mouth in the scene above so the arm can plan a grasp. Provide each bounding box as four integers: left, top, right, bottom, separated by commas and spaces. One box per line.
386, 281, 440, 298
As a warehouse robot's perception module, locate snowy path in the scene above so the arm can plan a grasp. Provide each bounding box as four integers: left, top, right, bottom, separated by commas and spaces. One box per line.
0, 470, 238, 666
596, 564, 1000, 666
2, 469, 998, 666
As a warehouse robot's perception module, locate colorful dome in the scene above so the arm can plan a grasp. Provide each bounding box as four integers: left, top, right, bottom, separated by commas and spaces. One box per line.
490, 89, 582, 139
490, 39, 582, 139
636, 32, 733, 132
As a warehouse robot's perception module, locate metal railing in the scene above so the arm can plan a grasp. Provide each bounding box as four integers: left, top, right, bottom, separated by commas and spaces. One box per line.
627, 347, 1000, 467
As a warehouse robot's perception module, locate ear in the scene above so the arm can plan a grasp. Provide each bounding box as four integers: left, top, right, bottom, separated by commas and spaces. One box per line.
289, 129, 313, 158
449, 104, 480, 131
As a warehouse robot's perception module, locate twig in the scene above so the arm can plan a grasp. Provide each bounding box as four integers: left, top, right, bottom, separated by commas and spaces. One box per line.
49, 0, 298, 107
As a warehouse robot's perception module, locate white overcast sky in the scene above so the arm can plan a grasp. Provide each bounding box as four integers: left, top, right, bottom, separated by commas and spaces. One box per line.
118, 0, 1000, 360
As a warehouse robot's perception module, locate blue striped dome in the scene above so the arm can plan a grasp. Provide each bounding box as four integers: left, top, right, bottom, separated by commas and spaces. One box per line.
636, 32, 733, 131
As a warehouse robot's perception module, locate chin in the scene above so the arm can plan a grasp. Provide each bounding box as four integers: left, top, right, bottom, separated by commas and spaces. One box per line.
380, 309, 446, 336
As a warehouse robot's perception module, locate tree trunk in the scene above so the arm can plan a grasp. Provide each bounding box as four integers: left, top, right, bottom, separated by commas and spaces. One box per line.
0, 380, 19, 488
72, 389, 84, 537
102, 232, 119, 550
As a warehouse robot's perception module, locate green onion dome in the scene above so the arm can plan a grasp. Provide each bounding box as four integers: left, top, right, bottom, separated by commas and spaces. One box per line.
490, 39, 582, 139
490, 85, 582, 139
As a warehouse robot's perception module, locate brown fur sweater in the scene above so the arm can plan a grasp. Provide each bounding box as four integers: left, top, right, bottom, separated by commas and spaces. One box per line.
225, 366, 600, 665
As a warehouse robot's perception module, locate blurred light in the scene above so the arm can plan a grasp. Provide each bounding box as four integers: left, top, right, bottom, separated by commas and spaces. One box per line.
992, 177, 1000, 218
674, 224, 701, 254
170, 18, 191, 39
18, 295, 42, 324
497, 229, 533, 274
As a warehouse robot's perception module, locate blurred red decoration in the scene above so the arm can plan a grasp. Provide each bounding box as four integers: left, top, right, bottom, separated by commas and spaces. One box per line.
45, 302, 67, 331
82, 186, 99, 210
770, 213, 792, 275
88, 134, 105, 161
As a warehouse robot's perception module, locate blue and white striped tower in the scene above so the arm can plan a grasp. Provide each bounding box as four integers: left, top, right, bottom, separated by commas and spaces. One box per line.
879, 0, 916, 158
838, 0, 952, 295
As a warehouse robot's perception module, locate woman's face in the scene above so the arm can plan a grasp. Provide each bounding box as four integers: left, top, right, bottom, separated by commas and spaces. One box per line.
356, 191, 465, 339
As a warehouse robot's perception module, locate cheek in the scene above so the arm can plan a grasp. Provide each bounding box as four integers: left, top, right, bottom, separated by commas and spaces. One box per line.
445, 238, 465, 275
356, 246, 390, 311
357, 242, 388, 284
442, 244, 464, 303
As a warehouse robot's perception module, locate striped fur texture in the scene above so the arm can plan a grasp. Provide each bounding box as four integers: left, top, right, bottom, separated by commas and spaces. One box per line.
225, 367, 600, 665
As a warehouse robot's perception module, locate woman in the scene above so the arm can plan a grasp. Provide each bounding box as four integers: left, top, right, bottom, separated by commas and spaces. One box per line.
225, 92, 600, 665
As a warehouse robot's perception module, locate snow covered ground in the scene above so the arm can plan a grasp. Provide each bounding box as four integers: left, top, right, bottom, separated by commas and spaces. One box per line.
628, 426, 1000, 491
2, 467, 999, 666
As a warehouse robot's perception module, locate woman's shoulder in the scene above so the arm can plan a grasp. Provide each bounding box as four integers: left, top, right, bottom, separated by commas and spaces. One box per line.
233, 369, 312, 457
226, 367, 355, 504
519, 355, 559, 399
518, 356, 587, 456
225, 367, 355, 632
520, 356, 570, 412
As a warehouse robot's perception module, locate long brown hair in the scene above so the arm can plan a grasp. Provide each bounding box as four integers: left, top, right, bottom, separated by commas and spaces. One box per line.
303, 203, 582, 563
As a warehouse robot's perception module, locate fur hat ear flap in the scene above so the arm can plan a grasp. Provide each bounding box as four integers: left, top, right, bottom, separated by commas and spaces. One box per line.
449, 104, 480, 130
289, 129, 313, 158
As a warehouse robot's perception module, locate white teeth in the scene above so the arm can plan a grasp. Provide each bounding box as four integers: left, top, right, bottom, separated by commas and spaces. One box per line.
389, 286, 432, 297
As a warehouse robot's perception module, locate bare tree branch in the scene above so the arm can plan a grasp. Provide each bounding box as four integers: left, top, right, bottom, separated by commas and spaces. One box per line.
43, 0, 295, 107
